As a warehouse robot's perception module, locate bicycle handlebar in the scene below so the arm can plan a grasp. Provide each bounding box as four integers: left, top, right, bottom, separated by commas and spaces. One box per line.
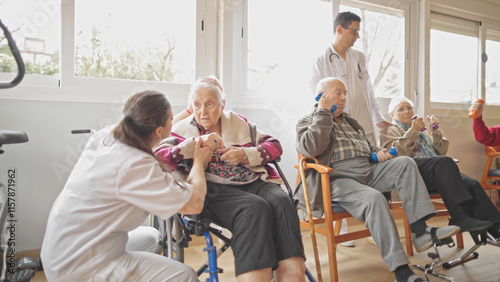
0, 19, 25, 89
71, 129, 94, 134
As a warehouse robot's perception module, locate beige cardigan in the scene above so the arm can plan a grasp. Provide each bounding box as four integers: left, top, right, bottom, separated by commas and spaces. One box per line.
379, 123, 449, 157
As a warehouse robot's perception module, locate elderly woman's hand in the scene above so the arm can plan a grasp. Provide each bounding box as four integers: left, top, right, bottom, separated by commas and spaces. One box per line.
192, 137, 213, 168
410, 116, 425, 134
219, 146, 249, 166
200, 133, 224, 151
427, 115, 440, 133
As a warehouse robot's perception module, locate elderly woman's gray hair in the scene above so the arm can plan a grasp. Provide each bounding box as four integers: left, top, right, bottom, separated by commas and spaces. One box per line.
315, 77, 346, 95
188, 75, 226, 106
388, 96, 415, 115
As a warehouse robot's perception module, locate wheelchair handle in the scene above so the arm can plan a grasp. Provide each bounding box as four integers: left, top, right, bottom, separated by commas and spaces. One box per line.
0, 20, 25, 89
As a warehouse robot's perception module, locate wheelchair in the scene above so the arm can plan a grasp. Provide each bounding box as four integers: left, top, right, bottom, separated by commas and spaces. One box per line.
156, 158, 316, 282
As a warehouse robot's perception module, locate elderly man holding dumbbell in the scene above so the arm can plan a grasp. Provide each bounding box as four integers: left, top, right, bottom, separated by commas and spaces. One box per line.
296, 77, 462, 282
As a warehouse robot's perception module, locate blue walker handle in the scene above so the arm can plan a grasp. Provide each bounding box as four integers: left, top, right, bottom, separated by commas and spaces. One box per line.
372, 147, 397, 163
315, 93, 337, 113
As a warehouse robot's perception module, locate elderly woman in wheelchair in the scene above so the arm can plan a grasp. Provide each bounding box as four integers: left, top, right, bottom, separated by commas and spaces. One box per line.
155, 76, 306, 282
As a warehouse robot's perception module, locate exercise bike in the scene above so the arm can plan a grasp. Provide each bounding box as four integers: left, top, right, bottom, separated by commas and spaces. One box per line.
0, 19, 41, 282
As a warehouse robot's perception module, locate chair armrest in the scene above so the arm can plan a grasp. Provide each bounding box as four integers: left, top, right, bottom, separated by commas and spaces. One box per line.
484, 145, 500, 155
485, 152, 500, 157
296, 156, 335, 216
297, 156, 333, 174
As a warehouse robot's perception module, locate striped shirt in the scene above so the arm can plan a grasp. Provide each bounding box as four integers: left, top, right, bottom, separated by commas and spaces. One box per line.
330, 115, 371, 164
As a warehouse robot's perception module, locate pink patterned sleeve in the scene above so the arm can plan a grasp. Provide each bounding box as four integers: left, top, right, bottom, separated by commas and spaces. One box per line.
256, 135, 283, 165
155, 134, 189, 170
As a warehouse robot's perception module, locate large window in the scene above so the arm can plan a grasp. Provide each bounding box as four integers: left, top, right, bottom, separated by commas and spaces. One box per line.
486, 30, 500, 106
244, 0, 410, 103
74, 0, 196, 83
1, 0, 207, 103
0, 0, 61, 82
430, 13, 479, 105
340, 2, 406, 98
246, 0, 332, 96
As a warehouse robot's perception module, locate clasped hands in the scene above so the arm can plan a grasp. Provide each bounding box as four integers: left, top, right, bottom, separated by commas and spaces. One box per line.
197, 132, 248, 166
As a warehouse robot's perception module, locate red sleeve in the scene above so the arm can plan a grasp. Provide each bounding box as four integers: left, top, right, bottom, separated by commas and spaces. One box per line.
473, 116, 500, 146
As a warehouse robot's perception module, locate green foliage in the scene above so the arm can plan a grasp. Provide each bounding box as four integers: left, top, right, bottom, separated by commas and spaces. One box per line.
1, 25, 182, 82
75, 27, 182, 82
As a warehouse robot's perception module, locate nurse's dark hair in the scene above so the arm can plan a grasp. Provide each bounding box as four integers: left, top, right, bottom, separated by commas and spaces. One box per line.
112, 90, 171, 156
334, 11, 361, 33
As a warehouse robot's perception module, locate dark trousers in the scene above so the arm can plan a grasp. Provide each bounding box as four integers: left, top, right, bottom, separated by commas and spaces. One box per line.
414, 156, 500, 225
202, 179, 305, 276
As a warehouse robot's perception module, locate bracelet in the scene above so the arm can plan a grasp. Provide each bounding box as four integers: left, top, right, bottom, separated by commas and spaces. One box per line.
186, 108, 192, 115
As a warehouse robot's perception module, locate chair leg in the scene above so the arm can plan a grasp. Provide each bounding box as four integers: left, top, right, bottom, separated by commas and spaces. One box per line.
403, 215, 414, 256
456, 233, 464, 249
326, 232, 339, 282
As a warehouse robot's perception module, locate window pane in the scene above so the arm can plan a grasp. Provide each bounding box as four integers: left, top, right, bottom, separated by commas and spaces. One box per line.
486, 32, 500, 106
340, 4, 405, 98
75, 0, 195, 83
430, 29, 478, 104
0, 0, 60, 78
246, 0, 333, 94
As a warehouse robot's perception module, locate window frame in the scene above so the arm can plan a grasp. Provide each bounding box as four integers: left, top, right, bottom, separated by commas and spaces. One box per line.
231, 0, 418, 111
427, 0, 500, 119
339, 0, 418, 108
0, 0, 215, 105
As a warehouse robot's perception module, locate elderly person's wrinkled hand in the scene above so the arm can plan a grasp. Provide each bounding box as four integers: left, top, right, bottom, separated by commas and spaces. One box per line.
200, 132, 224, 151
318, 93, 336, 113
427, 115, 440, 133
220, 146, 249, 166
468, 101, 484, 118
193, 137, 214, 168
410, 116, 425, 134
374, 148, 394, 163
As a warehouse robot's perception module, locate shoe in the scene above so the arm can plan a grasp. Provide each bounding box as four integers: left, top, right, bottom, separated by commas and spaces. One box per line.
340, 240, 355, 247
412, 226, 460, 253
367, 236, 377, 246
449, 217, 493, 232
335, 219, 355, 247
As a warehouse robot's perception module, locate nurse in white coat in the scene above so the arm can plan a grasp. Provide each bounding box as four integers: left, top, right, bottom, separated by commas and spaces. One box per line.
41, 90, 213, 282
309, 11, 391, 146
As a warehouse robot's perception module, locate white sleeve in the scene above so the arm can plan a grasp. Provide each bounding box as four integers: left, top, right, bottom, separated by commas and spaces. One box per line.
309, 55, 325, 95
359, 52, 386, 124
117, 155, 193, 219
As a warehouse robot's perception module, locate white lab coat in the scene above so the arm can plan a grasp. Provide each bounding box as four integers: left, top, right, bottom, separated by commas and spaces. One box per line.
41, 127, 194, 281
309, 45, 386, 145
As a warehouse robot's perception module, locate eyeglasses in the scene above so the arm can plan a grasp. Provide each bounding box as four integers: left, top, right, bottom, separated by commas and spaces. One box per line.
344, 27, 360, 35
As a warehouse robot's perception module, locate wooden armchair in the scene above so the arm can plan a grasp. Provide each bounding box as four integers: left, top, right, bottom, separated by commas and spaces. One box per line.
295, 154, 371, 282
480, 145, 500, 193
